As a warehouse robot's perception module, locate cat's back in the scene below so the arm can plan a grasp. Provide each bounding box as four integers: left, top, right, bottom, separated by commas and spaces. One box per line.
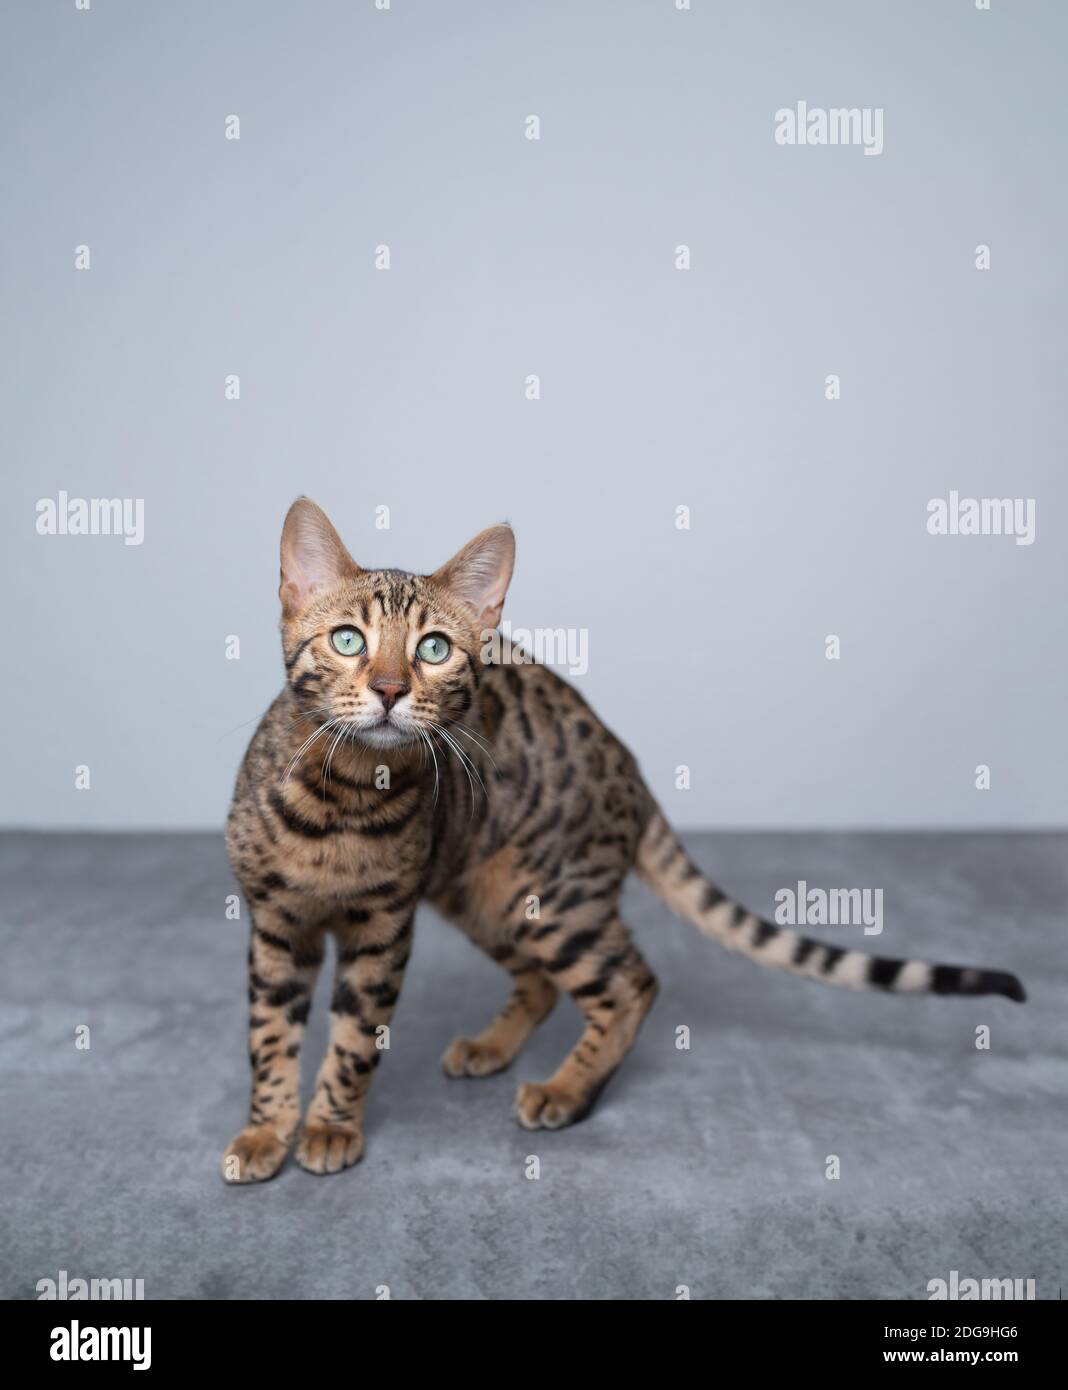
478, 658, 648, 809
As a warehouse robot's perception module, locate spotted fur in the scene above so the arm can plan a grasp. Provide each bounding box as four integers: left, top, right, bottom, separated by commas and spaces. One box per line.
221, 499, 1026, 1182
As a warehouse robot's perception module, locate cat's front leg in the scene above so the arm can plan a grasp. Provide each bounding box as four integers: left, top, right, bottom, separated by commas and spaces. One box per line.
295, 904, 416, 1174
221, 905, 326, 1183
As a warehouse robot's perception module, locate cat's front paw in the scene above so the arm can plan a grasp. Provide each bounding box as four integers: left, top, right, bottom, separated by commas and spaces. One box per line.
514, 1081, 590, 1130
441, 1035, 510, 1077
295, 1123, 364, 1175
221, 1125, 291, 1184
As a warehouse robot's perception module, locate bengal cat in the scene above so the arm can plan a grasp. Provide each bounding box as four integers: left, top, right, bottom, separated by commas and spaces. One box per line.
221, 498, 1026, 1182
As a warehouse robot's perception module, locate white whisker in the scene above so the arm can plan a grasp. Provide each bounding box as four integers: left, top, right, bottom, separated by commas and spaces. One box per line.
446, 719, 497, 769
427, 721, 486, 816
418, 727, 441, 804
321, 720, 350, 792
281, 718, 339, 786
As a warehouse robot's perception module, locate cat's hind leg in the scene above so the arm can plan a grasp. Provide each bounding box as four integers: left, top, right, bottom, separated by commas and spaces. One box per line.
442, 940, 558, 1077
513, 913, 658, 1130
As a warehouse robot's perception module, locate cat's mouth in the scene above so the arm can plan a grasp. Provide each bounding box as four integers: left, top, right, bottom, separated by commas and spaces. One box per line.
352, 716, 417, 749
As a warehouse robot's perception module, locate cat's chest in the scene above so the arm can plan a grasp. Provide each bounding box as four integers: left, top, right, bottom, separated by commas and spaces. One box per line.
258, 781, 432, 894
279, 836, 420, 899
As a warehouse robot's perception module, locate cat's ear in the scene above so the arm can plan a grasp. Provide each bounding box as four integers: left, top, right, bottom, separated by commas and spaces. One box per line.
431, 524, 515, 632
279, 498, 360, 618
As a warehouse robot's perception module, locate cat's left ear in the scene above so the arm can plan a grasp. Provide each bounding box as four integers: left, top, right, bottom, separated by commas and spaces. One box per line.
431, 524, 515, 632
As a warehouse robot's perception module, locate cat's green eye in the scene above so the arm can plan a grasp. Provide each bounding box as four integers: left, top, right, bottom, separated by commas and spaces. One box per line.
330, 627, 366, 657
416, 633, 451, 664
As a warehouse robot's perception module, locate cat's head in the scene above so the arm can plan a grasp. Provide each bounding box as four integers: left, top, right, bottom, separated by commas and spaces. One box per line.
278, 498, 514, 750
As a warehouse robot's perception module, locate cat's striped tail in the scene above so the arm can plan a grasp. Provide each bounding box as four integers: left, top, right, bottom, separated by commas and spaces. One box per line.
635, 812, 1026, 1002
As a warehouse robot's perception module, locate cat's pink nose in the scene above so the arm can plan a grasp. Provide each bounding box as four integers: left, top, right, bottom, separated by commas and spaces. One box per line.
370, 677, 410, 712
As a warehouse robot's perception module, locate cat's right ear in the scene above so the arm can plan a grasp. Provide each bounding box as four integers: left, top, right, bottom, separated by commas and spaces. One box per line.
279, 498, 360, 618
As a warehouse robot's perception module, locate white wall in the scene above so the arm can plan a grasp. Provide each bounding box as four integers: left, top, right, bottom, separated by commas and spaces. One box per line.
3, 0, 1065, 829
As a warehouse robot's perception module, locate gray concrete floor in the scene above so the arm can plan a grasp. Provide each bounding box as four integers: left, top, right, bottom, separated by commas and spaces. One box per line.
1, 832, 1062, 1300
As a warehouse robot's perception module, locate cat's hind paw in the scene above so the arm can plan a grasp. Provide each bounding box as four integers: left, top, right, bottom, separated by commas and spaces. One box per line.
514, 1081, 591, 1130
441, 1035, 511, 1078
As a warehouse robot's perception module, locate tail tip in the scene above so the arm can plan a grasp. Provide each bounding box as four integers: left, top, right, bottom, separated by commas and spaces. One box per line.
990, 971, 1027, 1003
